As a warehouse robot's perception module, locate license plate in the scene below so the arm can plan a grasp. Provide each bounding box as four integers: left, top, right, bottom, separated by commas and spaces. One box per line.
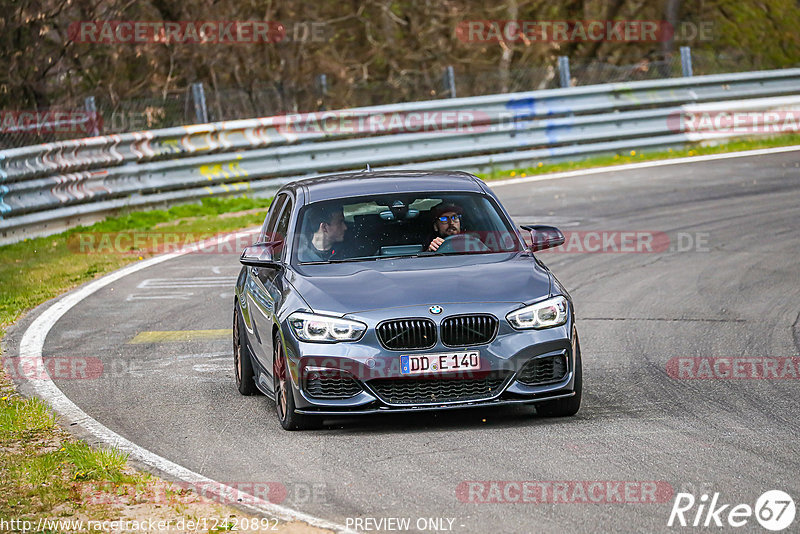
400, 351, 481, 375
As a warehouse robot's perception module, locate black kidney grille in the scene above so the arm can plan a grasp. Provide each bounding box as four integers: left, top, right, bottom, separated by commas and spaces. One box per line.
377, 319, 437, 350
440, 315, 498, 347
517, 354, 568, 386
304, 370, 362, 399
369, 372, 510, 405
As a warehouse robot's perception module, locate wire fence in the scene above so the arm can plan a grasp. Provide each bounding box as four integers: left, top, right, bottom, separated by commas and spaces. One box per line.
0, 49, 788, 149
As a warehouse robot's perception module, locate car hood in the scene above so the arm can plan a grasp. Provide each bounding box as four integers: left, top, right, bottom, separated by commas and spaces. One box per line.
289, 253, 552, 314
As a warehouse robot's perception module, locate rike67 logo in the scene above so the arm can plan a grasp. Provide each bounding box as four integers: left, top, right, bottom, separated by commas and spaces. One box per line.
668, 490, 795, 531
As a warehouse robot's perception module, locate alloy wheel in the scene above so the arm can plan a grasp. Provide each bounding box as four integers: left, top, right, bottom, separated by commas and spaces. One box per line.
273, 342, 288, 421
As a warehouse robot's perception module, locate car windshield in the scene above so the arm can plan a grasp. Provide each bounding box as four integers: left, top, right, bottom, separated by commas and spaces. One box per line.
293, 192, 524, 264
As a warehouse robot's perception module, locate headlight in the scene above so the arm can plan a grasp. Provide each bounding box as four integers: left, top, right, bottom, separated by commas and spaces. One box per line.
288, 312, 366, 342
506, 296, 568, 329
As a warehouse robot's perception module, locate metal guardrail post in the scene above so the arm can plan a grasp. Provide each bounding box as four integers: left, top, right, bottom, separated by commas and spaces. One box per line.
191, 82, 209, 124
84, 96, 100, 136
680, 47, 693, 77
444, 66, 457, 98
558, 56, 571, 88
317, 74, 328, 110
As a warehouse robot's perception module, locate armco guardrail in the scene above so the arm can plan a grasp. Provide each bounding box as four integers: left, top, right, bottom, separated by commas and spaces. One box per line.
2, 68, 800, 244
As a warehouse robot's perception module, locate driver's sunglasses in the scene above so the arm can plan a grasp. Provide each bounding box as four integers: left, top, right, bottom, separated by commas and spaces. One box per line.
437, 214, 462, 223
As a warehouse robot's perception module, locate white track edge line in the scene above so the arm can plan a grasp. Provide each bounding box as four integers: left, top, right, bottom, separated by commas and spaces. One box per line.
16, 230, 358, 534
489, 144, 800, 187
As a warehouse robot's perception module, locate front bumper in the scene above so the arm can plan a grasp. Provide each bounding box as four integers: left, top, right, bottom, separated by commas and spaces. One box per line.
294, 392, 577, 416
280, 302, 577, 415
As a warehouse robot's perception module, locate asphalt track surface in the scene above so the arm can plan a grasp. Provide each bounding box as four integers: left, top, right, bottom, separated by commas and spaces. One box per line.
8, 151, 800, 533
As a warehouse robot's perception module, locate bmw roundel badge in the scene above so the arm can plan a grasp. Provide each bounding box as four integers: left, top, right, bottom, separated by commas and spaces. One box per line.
429, 305, 443, 315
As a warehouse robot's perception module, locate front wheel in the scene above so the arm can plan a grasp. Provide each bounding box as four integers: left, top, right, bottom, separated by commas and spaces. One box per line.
273, 335, 321, 431
536, 329, 582, 417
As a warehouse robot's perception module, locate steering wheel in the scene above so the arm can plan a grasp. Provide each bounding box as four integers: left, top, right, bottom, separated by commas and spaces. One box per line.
434, 233, 490, 253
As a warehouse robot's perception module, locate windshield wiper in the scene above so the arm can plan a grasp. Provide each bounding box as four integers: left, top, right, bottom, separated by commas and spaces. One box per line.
301, 250, 508, 264
301, 256, 381, 264
374, 254, 427, 260
303, 254, 428, 264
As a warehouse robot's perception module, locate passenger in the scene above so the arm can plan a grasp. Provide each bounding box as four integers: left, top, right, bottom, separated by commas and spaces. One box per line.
298, 204, 348, 261
425, 203, 464, 252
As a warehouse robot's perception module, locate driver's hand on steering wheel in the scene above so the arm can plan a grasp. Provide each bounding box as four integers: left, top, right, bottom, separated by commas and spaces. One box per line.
428, 237, 445, 251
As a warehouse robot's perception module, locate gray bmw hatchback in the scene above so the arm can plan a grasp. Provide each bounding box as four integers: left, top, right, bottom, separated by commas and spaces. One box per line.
233, 170, 581, 430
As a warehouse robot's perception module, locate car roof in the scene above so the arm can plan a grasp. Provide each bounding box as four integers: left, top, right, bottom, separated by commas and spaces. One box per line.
281, 170, 486, 203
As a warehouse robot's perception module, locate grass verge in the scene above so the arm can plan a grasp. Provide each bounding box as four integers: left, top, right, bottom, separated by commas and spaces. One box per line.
0, 195, 332, 532
476, 133, 800, 181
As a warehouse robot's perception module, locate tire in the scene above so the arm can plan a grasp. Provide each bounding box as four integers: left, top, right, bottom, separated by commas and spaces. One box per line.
536, 329, 582, 417
233, 303, 259, 396
272, 335, 321, 431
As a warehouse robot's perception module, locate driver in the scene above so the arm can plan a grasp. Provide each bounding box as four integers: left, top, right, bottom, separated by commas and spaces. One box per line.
298, 204, 348, 261
425, 203, 463, 252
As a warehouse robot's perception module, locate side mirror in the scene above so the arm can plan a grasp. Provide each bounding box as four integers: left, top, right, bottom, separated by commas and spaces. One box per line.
521, 225, 565, 251
240, 242, 282, 268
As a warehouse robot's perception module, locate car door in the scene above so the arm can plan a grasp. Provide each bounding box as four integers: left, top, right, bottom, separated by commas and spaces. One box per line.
243, 194, 286, 375
246, 194, 293, 386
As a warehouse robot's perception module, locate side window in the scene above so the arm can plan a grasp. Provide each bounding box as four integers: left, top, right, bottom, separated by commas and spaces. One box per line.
261, 194, 287, 242
274, 199, 293, 262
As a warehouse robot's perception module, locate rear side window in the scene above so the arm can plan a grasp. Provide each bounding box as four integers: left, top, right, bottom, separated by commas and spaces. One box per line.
274, 199, 293, 262
261, 194, 287, 242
